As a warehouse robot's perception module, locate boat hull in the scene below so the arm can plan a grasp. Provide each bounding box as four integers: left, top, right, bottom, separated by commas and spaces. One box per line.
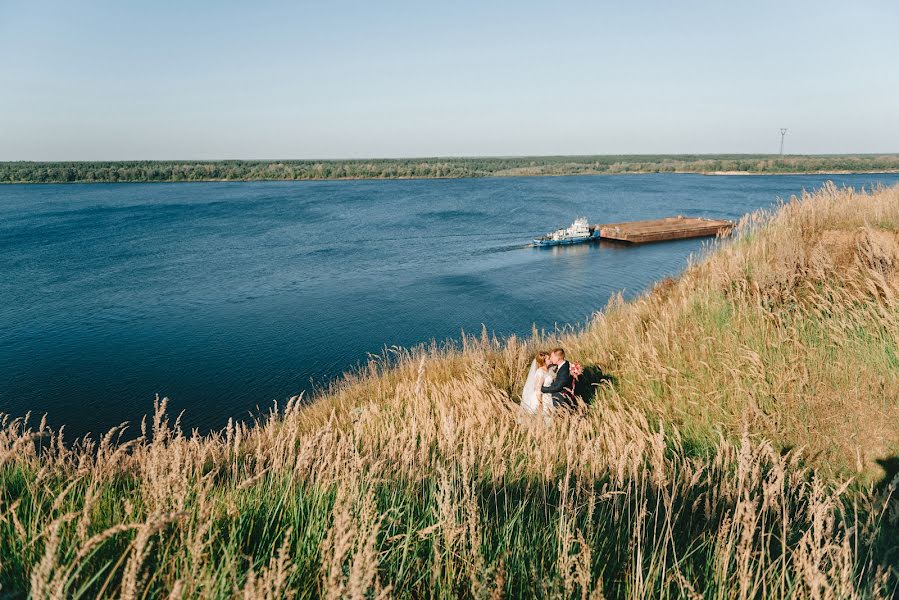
532, 231, 601, 247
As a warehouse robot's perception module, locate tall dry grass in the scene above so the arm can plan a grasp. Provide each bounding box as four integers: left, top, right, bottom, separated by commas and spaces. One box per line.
3, 183, 899, 598
575, 181, 899, 474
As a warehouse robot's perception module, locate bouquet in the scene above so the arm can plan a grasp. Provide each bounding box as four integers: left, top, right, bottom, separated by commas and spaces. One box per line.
563, 361, 583, 401
570, 361, 583, 380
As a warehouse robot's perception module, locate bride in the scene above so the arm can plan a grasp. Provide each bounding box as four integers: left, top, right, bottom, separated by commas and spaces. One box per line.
521, 351, 553, 417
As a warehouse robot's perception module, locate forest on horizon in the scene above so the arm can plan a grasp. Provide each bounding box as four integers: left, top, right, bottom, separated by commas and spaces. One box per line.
2, 153, 899, 183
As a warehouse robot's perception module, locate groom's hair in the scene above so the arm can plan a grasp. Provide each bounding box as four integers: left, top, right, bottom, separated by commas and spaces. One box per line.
551, 347, 565, 359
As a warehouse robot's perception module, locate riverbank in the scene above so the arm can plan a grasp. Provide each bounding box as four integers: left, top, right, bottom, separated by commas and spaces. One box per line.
708, 169, 899, 176
3, 154, 899, 183
3, 183, 899, 597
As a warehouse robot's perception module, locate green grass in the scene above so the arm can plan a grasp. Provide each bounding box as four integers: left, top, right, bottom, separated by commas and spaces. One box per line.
8, 441, 899, 598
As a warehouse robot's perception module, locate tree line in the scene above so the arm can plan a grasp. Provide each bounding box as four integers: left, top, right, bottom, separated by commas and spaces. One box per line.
2, 154, 898, 183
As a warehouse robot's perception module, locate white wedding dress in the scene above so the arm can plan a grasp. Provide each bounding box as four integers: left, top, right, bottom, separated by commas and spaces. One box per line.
521, 360, 554, 417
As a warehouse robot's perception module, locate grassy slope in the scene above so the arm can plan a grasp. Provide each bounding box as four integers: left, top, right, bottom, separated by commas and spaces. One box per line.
3, 183, 899, 598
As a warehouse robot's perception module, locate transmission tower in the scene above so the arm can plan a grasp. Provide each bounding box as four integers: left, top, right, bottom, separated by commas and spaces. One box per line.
779, 128, 788, 156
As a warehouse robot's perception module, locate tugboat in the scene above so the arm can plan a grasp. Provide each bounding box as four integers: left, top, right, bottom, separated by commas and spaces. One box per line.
533, 217, 600, 247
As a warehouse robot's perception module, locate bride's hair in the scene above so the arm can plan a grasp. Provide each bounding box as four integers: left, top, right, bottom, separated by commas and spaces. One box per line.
535, 351, 550, 368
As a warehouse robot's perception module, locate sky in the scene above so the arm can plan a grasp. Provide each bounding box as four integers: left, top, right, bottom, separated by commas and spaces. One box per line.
1, 0, 897, 160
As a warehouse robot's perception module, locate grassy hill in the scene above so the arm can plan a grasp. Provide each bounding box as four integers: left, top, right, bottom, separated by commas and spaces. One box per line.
2, 183, 899, 598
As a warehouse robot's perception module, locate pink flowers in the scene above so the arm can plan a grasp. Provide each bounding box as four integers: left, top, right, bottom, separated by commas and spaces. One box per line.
570, 362, 583, 380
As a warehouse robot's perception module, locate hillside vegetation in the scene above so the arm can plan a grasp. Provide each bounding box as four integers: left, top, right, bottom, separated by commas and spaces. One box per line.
2, 154, 899, 183
3, 183, 899, 598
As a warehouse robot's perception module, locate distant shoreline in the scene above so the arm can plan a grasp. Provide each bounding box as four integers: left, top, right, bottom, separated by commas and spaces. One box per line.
3, 155, 899, 184
705, 169, 899, 176
4, 170, 899, 185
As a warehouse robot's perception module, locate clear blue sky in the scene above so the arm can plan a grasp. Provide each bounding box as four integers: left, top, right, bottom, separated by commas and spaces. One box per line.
1, 0, 897, 160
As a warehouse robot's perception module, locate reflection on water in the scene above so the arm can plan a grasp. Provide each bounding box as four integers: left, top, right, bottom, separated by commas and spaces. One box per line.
2, 173, 899, 437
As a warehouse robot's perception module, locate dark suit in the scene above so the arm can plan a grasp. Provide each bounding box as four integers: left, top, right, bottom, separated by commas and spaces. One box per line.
541, 361, 574, 407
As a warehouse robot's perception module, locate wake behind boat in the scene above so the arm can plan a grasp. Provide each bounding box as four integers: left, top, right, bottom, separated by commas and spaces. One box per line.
533, 217, 600, 247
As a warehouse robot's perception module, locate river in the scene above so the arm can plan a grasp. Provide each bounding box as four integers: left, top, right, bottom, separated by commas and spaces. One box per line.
3, 173, 897, 437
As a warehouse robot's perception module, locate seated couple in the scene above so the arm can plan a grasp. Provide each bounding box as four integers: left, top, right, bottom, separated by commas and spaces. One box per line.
520, 347, 575, 416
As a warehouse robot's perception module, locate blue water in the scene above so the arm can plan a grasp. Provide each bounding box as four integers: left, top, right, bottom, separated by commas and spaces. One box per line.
2, 173, 898, 438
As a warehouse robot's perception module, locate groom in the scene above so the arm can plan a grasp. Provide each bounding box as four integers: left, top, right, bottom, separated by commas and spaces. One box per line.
541, 348, 575, 408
